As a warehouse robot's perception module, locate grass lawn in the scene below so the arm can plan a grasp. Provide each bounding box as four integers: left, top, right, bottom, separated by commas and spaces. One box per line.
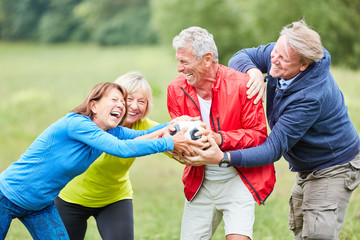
0, 42, 359, 239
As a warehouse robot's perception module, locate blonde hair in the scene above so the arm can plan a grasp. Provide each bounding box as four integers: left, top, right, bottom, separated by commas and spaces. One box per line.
114, 71, 153, 120
281, 20, 324, 64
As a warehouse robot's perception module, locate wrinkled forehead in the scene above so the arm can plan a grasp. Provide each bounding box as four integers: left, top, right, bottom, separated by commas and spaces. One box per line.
275, 35, 299, 60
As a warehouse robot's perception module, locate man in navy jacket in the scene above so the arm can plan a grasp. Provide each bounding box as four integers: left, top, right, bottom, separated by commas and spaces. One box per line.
184, 20, 360, 239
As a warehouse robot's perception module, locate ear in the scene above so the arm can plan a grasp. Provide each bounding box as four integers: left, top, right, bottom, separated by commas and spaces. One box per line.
300, 61, 310, 72
203, 53, 213, 67
90, 100, 97, 114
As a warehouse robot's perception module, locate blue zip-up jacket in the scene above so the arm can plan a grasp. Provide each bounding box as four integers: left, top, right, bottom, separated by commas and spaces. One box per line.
228, 43, 360, 172
0, 112, 173, 211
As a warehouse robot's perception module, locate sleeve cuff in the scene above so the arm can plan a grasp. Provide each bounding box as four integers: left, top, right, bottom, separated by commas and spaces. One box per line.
229, 150, 243, 167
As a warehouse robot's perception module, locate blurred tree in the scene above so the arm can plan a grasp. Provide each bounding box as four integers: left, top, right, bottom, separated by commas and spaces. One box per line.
151, 0, 360, 69
151, 0, 258, 65
253, 0, 360, 69
0, 0, 157, 45
38, 0, 84, 43
74, 0, 157, 45
0, 0, 48, 40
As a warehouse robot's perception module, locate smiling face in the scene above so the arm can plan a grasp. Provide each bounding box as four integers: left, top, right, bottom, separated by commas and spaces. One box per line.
91, 88, 126, 131
270, 35, 309, 80
175, 46, 207, 87
125, 88, 148, 127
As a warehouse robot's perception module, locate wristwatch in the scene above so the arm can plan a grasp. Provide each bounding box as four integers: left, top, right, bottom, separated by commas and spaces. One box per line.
218, 152, 230, 168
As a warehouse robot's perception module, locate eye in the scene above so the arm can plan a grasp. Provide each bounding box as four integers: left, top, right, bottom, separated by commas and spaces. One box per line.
180, 60, 189, 65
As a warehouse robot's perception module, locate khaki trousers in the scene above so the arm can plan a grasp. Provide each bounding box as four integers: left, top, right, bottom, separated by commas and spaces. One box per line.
289, 153, 360, 240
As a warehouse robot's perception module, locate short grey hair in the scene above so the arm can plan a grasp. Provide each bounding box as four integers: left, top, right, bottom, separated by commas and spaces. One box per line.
173, 26, 219, 63
280, 20, 324, 64
114, 71, 153, 119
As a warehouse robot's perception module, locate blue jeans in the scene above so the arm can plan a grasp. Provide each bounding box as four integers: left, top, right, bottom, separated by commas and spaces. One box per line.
0, 190, 69, 240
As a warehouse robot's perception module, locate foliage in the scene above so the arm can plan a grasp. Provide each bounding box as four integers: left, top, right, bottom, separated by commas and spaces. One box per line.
91, 4, 157, 45
0, 0, 47, 40
151, 0, 360, 69
251, 0, 360, 69
150, 0, 258, 65
0, 0, 157, 45
0, 0, 359, 66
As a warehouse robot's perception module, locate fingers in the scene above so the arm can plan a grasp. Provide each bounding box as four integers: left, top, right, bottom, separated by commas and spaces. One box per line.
207, 136, 218, 147
167, 124, 176, 132
246, 74, 254, 88
173, 155, 187, 164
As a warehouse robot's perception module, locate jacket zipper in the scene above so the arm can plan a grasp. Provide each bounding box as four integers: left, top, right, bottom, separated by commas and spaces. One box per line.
180, 87, 267, 205
180, 87, 205, 202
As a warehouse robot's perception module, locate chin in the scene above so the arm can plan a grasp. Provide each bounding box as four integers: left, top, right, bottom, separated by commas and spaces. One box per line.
270, 70, 281, 78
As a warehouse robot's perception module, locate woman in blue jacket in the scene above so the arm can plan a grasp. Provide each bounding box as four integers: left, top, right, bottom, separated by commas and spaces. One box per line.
0, 82, 199, 239
183, 20, 360, 239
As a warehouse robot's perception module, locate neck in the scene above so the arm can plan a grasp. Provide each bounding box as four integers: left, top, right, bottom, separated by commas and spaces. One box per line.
123, 122, 132, 128
195, 63, 219, 100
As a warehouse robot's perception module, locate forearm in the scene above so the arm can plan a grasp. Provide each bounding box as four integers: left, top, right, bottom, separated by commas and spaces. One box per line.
135, 128, 165, 140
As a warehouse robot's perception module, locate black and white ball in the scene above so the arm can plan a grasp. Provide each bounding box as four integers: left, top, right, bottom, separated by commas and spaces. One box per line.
170, 120, 205, 140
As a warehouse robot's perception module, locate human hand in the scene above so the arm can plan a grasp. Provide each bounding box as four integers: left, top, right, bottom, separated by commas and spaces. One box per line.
246, 68, 266, 104
194, 123, 221, 146
181, 137, 224, 166
172, 127, 204, 157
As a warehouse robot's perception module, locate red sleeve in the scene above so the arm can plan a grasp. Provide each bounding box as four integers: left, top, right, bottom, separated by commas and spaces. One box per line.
167, 83, 182, 119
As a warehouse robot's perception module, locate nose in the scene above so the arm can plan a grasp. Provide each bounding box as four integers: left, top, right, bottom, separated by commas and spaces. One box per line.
177, 62, 184, 73
271, 53, 279, 64
118, 101, 125, 109
128, 100, 138, 110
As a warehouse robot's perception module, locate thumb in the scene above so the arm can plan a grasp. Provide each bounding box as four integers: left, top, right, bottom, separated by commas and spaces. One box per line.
208, 136, 217, 146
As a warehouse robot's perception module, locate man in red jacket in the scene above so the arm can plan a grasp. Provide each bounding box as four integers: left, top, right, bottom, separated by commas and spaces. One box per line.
167, 26, 276, 240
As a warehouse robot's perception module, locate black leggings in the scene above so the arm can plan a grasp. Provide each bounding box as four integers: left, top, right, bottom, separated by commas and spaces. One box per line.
54, 197, 133, 240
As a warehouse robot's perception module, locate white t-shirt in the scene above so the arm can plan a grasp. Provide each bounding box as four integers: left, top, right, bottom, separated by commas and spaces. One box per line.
197, 94, 237, 181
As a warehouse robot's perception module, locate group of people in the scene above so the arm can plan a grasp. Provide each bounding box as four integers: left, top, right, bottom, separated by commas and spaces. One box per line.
0, 19, 359, 240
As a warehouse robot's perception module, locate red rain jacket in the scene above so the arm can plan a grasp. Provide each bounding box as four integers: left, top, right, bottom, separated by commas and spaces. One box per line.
167, 65, 276, 205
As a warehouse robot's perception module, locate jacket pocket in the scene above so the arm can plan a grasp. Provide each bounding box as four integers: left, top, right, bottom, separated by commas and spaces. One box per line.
302, 202, 337, 239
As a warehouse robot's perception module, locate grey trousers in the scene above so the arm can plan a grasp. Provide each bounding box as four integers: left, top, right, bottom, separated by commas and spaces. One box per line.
288, 153, 360, 240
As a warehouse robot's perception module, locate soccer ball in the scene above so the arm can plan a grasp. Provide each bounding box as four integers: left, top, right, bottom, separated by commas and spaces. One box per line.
170, 120, 205, 140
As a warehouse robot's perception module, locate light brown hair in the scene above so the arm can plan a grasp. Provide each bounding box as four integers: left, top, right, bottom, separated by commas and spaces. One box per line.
71, 82, 128, 126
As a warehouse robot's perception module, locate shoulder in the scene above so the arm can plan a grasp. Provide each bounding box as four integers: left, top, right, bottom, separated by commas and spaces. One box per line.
66, 112, 93, 129
218, 65, 249, 88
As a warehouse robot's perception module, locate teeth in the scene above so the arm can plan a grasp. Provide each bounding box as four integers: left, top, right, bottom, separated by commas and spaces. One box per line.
128, 112, 137, 116
110, 112, 121, 118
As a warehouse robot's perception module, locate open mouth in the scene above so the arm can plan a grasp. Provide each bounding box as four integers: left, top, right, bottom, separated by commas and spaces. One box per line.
185, 73, 193, 79
110, 111, 121, 119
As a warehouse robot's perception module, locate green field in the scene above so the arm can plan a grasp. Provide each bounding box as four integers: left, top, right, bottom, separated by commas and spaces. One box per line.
0, 43, 359, 239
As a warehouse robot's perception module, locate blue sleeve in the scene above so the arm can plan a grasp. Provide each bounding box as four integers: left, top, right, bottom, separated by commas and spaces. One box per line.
228, 42, 276, 73
110, 122, 168, 140
68, 117, 173, 158
229, 98, 321, 167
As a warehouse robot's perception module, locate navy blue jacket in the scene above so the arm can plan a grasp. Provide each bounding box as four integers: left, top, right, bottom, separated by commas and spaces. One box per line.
228, 43, 360, 172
